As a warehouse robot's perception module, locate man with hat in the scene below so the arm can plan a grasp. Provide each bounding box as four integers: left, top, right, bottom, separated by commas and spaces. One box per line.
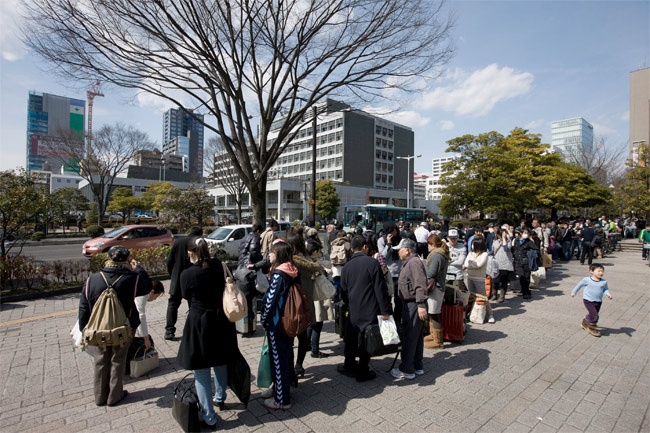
391, 239, 428, 380
78, 245, 153, 406
445, 228, 467, 295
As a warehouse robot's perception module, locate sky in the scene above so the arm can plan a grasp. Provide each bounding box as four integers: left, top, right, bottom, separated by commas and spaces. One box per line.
0, 0, 648, 176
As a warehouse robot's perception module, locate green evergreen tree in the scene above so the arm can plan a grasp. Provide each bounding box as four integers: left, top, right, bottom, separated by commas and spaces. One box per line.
315, 180, 340, 221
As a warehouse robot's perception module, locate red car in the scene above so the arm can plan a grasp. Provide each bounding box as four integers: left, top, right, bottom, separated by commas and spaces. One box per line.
82, 225, 173, 257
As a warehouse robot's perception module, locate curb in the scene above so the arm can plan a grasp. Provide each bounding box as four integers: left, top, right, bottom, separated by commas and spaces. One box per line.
0, 274, 171, 304
22, 238, 88, 247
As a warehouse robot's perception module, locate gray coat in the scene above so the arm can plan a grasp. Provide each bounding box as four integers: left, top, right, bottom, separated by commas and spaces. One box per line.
425, 251, 449, 290
377, 235, 402, 278
492, 239, 514, 272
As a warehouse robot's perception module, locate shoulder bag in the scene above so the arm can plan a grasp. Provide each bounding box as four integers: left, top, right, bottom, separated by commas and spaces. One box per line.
222, 263, 248, 322
312, 272, 336, 301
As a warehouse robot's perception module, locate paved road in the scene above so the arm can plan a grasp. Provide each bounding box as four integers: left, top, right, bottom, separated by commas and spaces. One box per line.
19, 243, 86, 262
0, 244, 648, 432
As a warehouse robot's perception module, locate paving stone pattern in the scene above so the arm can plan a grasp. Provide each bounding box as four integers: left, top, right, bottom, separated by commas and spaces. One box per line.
1, 244, 648, 432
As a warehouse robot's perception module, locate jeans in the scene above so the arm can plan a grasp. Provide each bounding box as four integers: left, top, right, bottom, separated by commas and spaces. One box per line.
571, 239, 582, 259
307, 322, 324, 354
562, 241, 572, 261
194, 365, 227, 426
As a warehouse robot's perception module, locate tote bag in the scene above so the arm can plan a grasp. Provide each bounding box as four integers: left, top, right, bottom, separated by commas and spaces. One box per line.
312, 273, 336, 301
130, 346, 159, 378
257, 335, 272, 389
222, 263, 248, 322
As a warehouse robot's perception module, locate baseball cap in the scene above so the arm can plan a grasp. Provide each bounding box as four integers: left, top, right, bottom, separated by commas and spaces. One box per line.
107, 245, 130, 262
420, 221, 428, 226
306, 227, 318, 237
397, 239, 416, 250
448, 229, 459, 238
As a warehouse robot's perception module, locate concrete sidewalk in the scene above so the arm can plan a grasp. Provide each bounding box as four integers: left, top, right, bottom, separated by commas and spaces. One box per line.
0, 248, 648, 432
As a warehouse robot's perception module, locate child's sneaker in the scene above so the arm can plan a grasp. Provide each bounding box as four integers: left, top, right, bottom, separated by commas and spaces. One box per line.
581, 319, 600, 337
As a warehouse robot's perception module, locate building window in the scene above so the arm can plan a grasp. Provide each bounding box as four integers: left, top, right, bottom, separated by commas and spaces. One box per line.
376, 125, 381, 135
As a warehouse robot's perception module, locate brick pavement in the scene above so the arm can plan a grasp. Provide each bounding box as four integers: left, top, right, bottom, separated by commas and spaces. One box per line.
1, 245, 648, 432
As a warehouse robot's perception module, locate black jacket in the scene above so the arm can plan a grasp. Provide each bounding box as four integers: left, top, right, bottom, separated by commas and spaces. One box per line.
341, 252, 392, 330
167, 236, 193, 296
512, 239, 537, 275
79, 265, 153, 331
237, 232, 262, 269
177, 259, 238, 370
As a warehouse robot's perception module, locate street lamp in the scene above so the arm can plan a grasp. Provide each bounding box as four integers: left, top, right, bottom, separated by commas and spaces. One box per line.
396, 154, 421, 208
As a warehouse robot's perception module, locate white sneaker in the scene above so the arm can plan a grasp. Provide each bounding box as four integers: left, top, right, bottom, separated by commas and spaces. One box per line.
488, 316, 495, 324
259, 387, 273, 398
414, 369, 425, 376
391, 368, 416, 380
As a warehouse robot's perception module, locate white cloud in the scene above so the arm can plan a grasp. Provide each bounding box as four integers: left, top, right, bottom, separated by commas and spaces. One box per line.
525, 119, 545, 130
136, 91, 177, 113
0, 0, 26, 61
591, 122, 616, 137
363, 106, 430, 128
440, 120, 454, 130
418, 64, 534, 117
620, 111, 630, 121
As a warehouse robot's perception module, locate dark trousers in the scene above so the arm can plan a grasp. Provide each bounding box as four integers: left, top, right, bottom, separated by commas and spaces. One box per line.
416, 242, 428, 258
267, 329, 291, 405
343, 318, 370, 377
580, 242, 594, 264
583, 299, 602, 324
307, 322, 324, 354
294, 330, 310, 367
165, 286, 185, 335
93, 338, 132, 405
496, 270, 510, 292
399, 301, 424, 375
393, 277, 402, 325
562, 241, 572, 261
519, 272, 531, 296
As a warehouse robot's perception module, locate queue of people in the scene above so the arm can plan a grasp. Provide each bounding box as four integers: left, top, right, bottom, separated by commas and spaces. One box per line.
76, 214, 635, 426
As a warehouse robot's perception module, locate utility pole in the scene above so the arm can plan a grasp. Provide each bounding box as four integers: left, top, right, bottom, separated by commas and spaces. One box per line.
396, 154, 421, 208
311, 106, 317, 225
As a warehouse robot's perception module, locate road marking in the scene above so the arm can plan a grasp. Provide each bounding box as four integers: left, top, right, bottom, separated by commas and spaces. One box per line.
0, 309, 77, 328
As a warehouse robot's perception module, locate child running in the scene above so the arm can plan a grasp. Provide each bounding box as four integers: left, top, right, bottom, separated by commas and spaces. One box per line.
571, 263, 612, 337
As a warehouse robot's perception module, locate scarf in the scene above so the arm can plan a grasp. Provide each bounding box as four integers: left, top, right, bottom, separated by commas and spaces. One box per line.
275, 262, 298, 278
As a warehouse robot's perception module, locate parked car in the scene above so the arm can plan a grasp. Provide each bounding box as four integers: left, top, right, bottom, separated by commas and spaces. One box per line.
205, 224, 253, 260
82, 225, 173, 257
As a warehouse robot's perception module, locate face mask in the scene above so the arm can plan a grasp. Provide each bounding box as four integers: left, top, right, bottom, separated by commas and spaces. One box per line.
190, 257, 198, 264
522, 234, 529, 240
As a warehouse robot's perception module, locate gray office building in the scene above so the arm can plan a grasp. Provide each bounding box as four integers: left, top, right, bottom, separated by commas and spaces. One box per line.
551, 117, 594, 166
630, 68, 650, 163
162, 107, 204, 176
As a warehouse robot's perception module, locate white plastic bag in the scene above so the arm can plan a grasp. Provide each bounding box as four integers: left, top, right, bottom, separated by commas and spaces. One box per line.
469, 304, 486, 324
537, 267, 546, 280
71, 320, 83, 349
377, 315, 400, 345
256, 269, 269, 293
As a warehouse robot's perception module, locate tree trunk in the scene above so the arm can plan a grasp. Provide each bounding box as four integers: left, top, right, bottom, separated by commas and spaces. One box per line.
550, 208, 558, 221
237, 201, 242, 224
249, 179, 267, 226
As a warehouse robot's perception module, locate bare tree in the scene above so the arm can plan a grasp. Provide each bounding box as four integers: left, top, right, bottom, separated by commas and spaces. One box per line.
55, 123, 153, 225
205, 136, 248, 224
22, 0, 454, 225
563, 136, 628, 186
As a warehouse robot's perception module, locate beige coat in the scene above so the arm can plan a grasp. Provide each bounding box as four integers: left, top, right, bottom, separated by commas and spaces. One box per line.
260, 227, 276, 258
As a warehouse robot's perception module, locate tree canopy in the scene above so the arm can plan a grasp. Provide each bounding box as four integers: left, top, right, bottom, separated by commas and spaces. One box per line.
439, 128, 610, 218
22, 0, 454, 225
315, 180, 340, 220
106, 187, 143, 223
0, 170, 44, 257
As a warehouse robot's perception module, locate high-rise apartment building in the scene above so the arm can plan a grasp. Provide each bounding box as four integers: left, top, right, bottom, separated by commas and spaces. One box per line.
551, 117, 594, 165
162, 107, 204, 176
413, 173, 429, 200
212, 98, 414, 190
26, 91, 85, 172
630, 68, 650, 163
427, 155, 460, 200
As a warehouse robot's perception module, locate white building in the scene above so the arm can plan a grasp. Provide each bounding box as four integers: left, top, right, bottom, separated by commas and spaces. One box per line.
413, 173, 429, 200
551, 117, 594, 165
427, 155, 460, 200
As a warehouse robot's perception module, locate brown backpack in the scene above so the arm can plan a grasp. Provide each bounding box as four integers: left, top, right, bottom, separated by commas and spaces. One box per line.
281, 282, 312, 338
82, 272, 132, 347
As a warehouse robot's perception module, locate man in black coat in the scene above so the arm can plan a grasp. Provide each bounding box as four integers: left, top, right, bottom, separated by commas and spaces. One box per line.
235, 224, 263, 336
338, 235, 392, 382
164, 226, 202, 340
78, 246, 152, 406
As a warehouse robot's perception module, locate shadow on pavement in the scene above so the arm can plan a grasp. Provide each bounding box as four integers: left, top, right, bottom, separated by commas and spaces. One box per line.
423, 348, 491, 382
0, 303, 26, 311
599, 326, 636, 337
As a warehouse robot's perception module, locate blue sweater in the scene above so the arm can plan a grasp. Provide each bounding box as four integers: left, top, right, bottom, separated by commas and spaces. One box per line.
572, 277, 610, 302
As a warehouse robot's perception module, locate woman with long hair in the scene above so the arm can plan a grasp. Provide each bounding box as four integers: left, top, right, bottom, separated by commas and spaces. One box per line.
492, 227, 514, 303
177, 237, 238, 428
259, 241, 299, 410
424, 234, 450, 349
463, 234, 495, 323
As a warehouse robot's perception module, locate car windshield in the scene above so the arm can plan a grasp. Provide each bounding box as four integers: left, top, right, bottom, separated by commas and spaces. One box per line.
207, 227, 232, 241
102, 227, 130, 239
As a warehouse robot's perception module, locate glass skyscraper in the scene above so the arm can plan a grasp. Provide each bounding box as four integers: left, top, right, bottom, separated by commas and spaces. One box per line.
26, 91, 85, 172
551, 117, 594, 165
162, 107, 204, 176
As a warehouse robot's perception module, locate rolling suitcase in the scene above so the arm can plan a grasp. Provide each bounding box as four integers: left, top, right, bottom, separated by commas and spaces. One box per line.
441, 301, 464, 342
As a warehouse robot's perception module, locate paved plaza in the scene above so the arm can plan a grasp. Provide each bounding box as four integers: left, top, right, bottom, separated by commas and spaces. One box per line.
1, 246, 648, 433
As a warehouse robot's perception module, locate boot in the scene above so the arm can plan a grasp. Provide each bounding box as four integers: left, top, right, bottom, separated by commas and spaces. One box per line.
424, 328, 444, 350
496, 289, 506, 303
581, 318, 600, 337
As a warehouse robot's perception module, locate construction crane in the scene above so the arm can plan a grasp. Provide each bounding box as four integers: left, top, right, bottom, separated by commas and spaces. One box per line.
86, 81, 104, 152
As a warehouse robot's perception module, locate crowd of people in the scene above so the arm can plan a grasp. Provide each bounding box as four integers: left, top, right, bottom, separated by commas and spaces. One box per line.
77, 213, 644, 428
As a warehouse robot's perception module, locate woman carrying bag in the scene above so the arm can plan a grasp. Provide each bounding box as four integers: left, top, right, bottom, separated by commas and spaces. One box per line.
259, 240, 299, 410
177, 237, 238, 429
423, 234, 450, 349
463, 235, 495, 323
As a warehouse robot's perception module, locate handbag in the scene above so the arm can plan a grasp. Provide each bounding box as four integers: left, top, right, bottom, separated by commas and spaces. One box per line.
312, 272, 336, 301
130, 346, 159, 378
469, 303, 486, 324
363, 323, 400, 357
537, 266, 546, 280
172, 373, 200, 433
257, 335, 272, 389
223, 263, 248, 322
542, 253, 552, 268
256, 269, 269, 293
